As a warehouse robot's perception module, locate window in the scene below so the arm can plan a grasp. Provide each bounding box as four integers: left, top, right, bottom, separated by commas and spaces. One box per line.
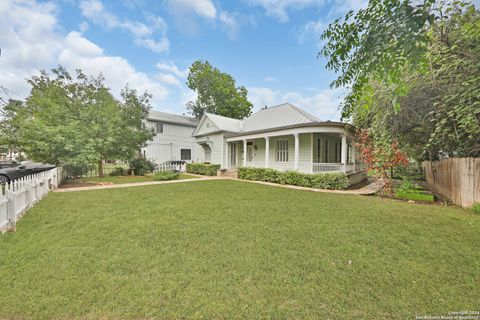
316, 138, 322, 162
325, 140, 329, 163
335, 142, 340, 163
156, 122, 163, 133
180, 149, 191, 160
275, 139, 289, 162
230, 143, 237, 165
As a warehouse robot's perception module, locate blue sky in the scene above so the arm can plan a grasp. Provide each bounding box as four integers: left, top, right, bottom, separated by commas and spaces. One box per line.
0, 0, 367, 120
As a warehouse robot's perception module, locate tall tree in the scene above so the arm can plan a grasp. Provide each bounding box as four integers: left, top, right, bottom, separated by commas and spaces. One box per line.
186, 60, 253, 119
0, 99, 24, 160
14, 66, 154, 176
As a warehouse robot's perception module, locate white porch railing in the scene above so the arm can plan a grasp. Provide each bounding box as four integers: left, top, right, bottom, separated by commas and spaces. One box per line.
154, 163, 186, 173
236, 162, 365, 174
312, 163, 343, 173
1, 167, 61, 233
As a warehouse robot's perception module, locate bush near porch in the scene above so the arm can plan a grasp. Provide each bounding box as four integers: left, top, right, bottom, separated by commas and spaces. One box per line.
238, 167, 350, 190
186, 163, 221, 176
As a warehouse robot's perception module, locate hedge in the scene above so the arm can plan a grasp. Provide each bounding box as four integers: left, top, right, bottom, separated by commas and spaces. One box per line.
237, 167, 350, 190
186, 163, 221, 176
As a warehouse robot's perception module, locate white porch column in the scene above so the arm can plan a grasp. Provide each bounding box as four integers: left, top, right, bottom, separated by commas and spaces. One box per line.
294, 133, 300, 171
225, 142, 229, 170
265, 137, 270, 168
243, 139, 247, 167
351, 144, 356, 171
341, 134, 347, 173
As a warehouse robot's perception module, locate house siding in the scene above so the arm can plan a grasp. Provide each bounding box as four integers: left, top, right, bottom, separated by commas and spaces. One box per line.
195, 133, 226, 167
142, 120, 197, 164
195, 117, 220, 136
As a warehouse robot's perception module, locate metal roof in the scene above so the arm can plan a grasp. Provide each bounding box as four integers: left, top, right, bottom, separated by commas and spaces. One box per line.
147, 110, 198, 127
240, 103, 321, 133
204, 112, 242, 132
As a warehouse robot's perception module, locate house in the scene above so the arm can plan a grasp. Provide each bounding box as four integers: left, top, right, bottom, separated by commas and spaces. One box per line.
192, 103, 365, 181
142, 111, 199, 165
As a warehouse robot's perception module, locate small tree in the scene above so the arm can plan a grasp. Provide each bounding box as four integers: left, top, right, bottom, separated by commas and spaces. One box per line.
355, 129, 408, 196
13, 66, 154, 176
186, 60, 253, 119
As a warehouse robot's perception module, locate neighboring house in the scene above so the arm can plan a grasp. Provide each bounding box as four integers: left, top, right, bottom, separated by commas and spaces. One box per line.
142, 111, 199, 165
192, 103, 364, 178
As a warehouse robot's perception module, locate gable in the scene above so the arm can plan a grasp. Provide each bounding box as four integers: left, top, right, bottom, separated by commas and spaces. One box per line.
193, 115, 220, 136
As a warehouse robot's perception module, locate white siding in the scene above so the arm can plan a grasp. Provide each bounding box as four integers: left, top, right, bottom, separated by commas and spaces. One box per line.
195, 133, 226, 167
142, 120, 197, 165
195, 117, 220, 136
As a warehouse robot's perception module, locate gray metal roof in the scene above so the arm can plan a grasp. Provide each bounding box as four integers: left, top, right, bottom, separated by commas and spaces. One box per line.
240, 103, 320, 133
147, 110, 198, 127
204, 112, 242, 132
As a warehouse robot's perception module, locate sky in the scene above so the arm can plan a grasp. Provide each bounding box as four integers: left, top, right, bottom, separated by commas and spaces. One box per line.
0, 0, 368, 121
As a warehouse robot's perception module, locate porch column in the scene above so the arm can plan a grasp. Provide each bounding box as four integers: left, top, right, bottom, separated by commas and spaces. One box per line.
225, 142, 229, 170
294, 133, 300, 171
351, 144, 356, 172
243, 139, 247, 167
265, 137, 270, 168
341, 134, 347, 173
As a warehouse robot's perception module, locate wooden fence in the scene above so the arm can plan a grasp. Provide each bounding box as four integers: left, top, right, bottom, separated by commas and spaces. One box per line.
423, 158, 480, 208
0, 167, 63, 233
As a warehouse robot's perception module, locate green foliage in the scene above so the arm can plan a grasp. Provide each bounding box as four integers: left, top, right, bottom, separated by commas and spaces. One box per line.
395, 178, 434, 202
186, 163, 220, 176
186, 60, 253, 119
109, 167, 127, 176
471, 203, 480, 215
152, 170, 180, 181
0, 100, 24, 155
64, 164, 95, 179
320, 0, 439, 118
396, 179, 422, 194
4, 67, 154, 168
129, 158, 156, 176
345, 3, 479, 160
237, 167, 350, 190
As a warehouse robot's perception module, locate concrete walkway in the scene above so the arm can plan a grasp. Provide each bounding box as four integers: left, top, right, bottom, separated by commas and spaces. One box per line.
54, 175, 380, 195
53, 176, 221, 193
234, 179, 380, 195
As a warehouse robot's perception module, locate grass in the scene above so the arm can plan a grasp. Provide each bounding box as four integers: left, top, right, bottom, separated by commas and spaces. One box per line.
395, 190, 435, 202
1, 180, 479, 319
70, 173, 200, 185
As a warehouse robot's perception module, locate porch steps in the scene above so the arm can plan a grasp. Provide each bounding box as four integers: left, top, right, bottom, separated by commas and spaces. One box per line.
217, 170, 238, 179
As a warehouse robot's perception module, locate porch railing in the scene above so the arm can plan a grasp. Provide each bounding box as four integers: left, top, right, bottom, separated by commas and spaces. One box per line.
234, 161, 365, 174
312, 163, 343, 173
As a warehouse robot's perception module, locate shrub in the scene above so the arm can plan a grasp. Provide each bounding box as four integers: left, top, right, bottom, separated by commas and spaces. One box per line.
109, 167, 127, 176
64, 164, 95, 178
471, 203, 480, 215
186, 163, 220, 176
396, 179, 422, 193
152, 170, 179, 181
129, 158, 156, 176
237, 167, 350, 190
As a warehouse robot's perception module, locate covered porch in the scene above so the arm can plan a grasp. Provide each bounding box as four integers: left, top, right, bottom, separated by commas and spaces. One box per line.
225, 129, 364, 174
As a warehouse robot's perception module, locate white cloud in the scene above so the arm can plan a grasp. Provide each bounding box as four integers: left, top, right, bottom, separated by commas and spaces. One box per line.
79, 0, 169, 53
219, 11, 240, 39
248, 0, 325, 22
79, 21, 89, 32
0, 1, 171, 107
263, 76, 277, 82
155, 61, 189, 78
298, 19, 324, 44
59, 32, 169, 103
165, 0, 217, 19
248, 87, 343, 121
156, 73, 181, 86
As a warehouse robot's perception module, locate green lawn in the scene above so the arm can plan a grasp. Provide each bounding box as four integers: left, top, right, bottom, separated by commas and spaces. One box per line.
70, 173, 200, 185
1, 180, 479, 319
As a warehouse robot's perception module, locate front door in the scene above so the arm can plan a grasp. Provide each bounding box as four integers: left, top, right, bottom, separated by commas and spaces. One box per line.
247, 144, 254, 166
204, 145, 211, 163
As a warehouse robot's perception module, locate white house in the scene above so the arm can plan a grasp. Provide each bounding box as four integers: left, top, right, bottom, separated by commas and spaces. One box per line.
192, 103, 365, 178
142, 111, 199, 165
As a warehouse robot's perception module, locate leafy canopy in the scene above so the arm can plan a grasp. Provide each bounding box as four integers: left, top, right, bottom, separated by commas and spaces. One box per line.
11, 66, 154, 167
186, 60, 253, 119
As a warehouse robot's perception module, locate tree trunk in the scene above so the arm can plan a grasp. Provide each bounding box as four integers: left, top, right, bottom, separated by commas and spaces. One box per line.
9, 147, 13, 161
98, 160, 104, 177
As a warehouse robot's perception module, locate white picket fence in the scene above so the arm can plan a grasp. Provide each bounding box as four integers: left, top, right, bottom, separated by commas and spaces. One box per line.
154, 163, 186, 173
0, 167, 62, 233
